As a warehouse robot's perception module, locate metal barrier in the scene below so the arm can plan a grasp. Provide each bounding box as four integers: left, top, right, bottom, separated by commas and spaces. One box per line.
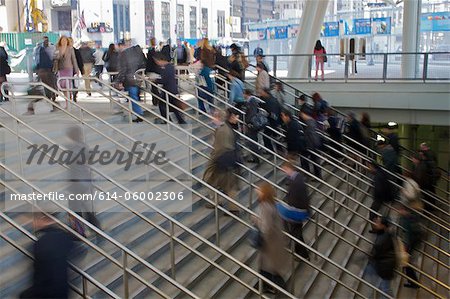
2, 78, 446, 298
249, 52, 450, 82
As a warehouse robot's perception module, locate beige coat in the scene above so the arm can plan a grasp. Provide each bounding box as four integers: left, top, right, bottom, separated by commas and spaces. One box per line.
255, 202, 289, 277
202, 122, 240, 194
255, 70, 270, 96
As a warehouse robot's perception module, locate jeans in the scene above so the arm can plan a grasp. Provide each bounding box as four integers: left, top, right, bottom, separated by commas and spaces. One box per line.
198, 66, 215, 113
365, 263, 393, 299
301, 151, 322, 178
125, 86, 143, 116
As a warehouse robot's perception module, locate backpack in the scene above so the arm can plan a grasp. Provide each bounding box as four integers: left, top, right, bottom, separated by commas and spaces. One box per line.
38, 46, 53, 69
249, 109, 268, 131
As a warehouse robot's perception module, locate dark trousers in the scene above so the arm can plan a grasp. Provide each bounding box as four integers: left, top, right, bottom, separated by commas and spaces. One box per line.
94, 65, 104, 79
301, 151, 321, 178
369, 199, 383, 221
285, 221, 309, 259
259, 270, 286, 290
37, 68, 56, 100
404, 265, 419, 287
159, 95, 186, 124
263, 125, 280, 153
247, 129, 260, 160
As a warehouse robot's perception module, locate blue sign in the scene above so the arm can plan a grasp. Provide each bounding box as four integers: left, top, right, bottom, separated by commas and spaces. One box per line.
274, 26, 288, 39
323, 21, 339, 37
353, 18, 371, 35
421, 12, 450, 32
372, 17, 391, 35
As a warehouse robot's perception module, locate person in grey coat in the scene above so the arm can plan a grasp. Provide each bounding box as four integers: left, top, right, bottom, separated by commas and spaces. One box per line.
252, 182, 289, 293
300, 106, 322, 179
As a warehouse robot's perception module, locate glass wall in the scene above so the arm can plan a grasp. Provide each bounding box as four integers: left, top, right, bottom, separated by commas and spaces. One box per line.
177, 4, 185, 39
218, 10, 225, 38
161, 1, 170, 41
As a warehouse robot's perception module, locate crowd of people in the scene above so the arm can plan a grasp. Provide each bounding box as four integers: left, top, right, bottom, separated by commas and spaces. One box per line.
0, 37, 445, 297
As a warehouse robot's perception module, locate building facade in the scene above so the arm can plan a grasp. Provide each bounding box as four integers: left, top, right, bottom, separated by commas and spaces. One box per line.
231, 0, 275, 38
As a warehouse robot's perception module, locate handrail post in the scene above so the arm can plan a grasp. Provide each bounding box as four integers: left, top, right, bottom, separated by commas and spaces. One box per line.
307, 55, 312, 82
382, 53, 388, 82
273, 55, 277, 78
422, 53, 428, 82
314, 212, 319, 260
214, 192, 220, 246
290, 241, 296, 293
333, 190, 336, 231
346, 172, 350, 208
170, 221, 176, 279
123, 250, 129, 299
128, 91, 132, 124
344, 54, 349, 82
249, 172, 253, 209
82, 276, 88, 298
165, 91, 170, 131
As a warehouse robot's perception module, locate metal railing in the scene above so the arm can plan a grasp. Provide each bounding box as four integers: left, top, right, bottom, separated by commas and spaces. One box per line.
0, 213, 120, 299
3, 79, 446, 298
248, 52, 450, 82
1, 80, 394, 298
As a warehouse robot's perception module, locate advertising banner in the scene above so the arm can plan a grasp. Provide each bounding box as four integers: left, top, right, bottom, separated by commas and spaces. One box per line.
372, 17, 391, 35
323, 21, 339, 37
421, 12, 450, 32
353, 18, 371, 35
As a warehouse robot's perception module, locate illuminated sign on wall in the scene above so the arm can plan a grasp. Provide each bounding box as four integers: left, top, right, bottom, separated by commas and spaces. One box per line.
87, 22, 113, 33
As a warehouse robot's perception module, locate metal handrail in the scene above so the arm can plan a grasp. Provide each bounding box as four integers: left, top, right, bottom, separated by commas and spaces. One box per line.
240, 64, 450, 211
243, 63, 450, 181
0, 83, 298, 298
140, 75, 450, 258
2, 81, 442, 298
0, 212, 121, 299
1, 81, 396, 298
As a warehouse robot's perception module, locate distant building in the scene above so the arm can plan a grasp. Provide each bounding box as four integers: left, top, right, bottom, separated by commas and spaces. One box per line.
231, 0, 275, 38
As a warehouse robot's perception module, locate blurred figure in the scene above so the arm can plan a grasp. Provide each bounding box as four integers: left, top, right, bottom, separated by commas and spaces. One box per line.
294, 94, 307, 111
300, 106, 322, 179
153, 52, 186, 124
281, 161, 310, 259
54, 36, 79, 108
114, 39, 147, 123
253, 44, 263, 57
401, 170, 423, 211
160, 39, 172, 62
313, 40, 326, 81
34, 36, 56, 102
377, 139, 400, 175
67, 37, 84, 104
365, 216, 396, 299
346, 111, 365, 155
243, 89, 263, 164
227, 70, 245, 110
411, 151, 437, 211
198, 38, 216, 114
383, 124, 400, 155
0, 43, 9, 102
175, 39, 189, 65
228, 43, 248, 81
419, 142, 437, 164
214, 45, 229, 96
184, 41, 193, 64
252, 182, 288, 292
311, 92, 328, 122
66, 126, 100, 231
79, 42, 95, 96
398, 201, 424, 289
273, 82, 285, 106
360, 112, 372, 150
255, 62, 270, 97
93, 43, 104, 79
367, 160, 394, 233
19, 213, 74, 299
259, 88, 282, 154
103, 43, 119, 81
203, 108, 242, 214
280, 109, 306, 161
256, 54, 270, 73
145, 38, 161, 106
326, 108, 343, 157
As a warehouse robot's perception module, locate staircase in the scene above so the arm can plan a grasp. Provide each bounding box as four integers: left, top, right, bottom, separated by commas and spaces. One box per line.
0, 73, 448, 299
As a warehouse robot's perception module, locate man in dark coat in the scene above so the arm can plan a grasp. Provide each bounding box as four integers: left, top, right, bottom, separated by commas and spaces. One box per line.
368, 161, 394, 232
154, 53, 185, 124
243, 89, 262, 164
281, 108, 306, 160
300, 106, 322, 179
145, 37, 161, 106
259, 88, 281, 153
365, 216, 396, 298
281, 161, 310, 259
20, 213, 74, 299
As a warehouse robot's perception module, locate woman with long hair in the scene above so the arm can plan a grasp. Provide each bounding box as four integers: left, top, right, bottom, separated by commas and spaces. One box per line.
252, 182, 288, 293
198, 38, 216, 113
103, 43, 119, 81
54, 36, 79, 108
314, 40, 325, 81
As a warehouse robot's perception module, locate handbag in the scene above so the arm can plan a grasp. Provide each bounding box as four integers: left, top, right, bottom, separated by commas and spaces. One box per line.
323, 48, 328, 63
249, 227, 264, 249
276, 201, 309, 223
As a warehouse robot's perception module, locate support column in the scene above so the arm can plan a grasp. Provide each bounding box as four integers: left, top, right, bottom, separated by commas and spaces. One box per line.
401, 0, 421, 79
287, 0, 330, 79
